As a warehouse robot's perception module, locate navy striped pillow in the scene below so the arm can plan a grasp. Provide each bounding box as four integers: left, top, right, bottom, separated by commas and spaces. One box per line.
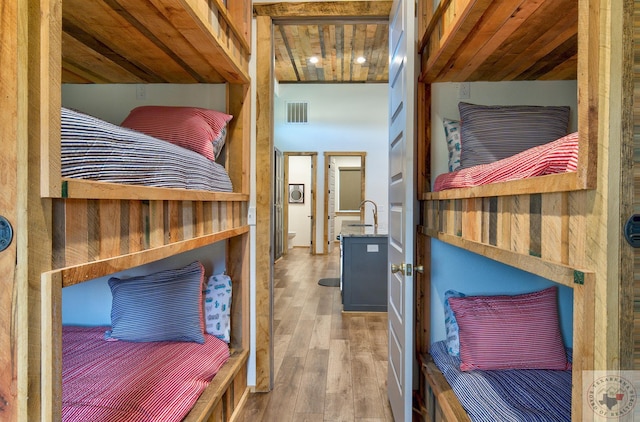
105, 261, 205, 343
458, 102, 570, 169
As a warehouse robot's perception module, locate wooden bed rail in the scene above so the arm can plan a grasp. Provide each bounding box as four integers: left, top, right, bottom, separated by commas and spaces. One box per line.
422, 172, 585, 201
52, 197, 248, 282
61, 179, 249, 201
418, 354, 471, 422
423, 189, 591, 278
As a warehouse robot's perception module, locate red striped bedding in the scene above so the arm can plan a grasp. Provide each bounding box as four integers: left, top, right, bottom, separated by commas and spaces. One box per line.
433, 132, 579, 192
62, 326, 230, 422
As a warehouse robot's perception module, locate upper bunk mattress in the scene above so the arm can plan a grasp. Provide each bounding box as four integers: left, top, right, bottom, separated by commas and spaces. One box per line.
433, 132, 578, 192
430, 340, 571, 421
61, 108, 233, 192
62, 325, 230, 422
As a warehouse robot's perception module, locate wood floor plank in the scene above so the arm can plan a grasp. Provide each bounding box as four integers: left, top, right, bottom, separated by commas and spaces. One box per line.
325, 339, 355, 421
348, 316, 371, 355
260, 356, 305, 422
300, 294, 321, 320
274, 306, 302, 335
309, 314, 332, 350
273, 294, 292, 320
286, 319, 315, 358
273, 333, 291, 380
293, 414, 325, 422
235, 248, 393, 422
294, 349, 330, 414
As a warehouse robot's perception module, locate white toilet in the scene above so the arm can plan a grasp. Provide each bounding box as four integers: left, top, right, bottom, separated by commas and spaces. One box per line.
287, 232, 296, 249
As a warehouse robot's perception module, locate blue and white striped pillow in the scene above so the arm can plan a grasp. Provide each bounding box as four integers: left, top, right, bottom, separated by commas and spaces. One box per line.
444, 289, 466, 356
443, 119, 462, 172
105, 261, 205, 343
204, 274, 232, 343
458, 102, 570, 169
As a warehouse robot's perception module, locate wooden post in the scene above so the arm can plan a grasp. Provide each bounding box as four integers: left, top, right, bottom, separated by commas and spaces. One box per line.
255, 14, 275, 392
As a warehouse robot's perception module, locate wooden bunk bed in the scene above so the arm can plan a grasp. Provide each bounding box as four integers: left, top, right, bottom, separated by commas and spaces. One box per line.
414, 0, 634, 421
3, 0, 251, 421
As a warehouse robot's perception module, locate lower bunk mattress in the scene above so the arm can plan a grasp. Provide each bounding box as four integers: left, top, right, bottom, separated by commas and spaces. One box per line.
430, 340, 571, 422
62, 326, 230, 422
61, 108, 233, 192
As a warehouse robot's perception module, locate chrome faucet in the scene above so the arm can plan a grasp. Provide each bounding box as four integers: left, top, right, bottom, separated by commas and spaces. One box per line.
359, 199, 378, 228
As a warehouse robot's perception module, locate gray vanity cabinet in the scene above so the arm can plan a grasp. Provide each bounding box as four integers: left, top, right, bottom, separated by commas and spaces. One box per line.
341, 235, 388, 312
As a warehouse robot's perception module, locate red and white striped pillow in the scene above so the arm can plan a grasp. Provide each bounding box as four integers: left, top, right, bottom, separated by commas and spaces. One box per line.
448, 286, 570, 371
121, 106, 232, 161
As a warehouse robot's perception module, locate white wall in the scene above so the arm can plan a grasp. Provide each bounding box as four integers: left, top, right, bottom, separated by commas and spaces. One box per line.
275, 83, 389, 253
429, 80, 578, 347
62, 84, 227, 125
431, 81, 578, 183
287, 155, 312, 247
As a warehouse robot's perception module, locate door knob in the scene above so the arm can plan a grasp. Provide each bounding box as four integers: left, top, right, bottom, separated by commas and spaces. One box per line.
391, 263, 406, 274
414, 265, 424, 274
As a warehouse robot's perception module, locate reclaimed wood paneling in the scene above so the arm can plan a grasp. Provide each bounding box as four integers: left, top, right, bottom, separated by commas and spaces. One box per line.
255, 1, 392, 83
423, 191, 588, 277
61, 0, 250, 84
1, 2, 21, 418
52, 198, 247, 281
419, 0, 578, 82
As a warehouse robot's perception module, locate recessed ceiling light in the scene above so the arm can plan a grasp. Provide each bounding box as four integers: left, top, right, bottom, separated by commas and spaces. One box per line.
309, 56, 319, 64
356, 56, 366, 64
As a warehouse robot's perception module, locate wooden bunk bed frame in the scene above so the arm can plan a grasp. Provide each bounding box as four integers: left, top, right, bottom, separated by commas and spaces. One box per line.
414, 0, 634, 421
3, 0, 251, 421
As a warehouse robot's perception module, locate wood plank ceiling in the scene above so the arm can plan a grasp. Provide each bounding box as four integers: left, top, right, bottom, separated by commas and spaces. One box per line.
273, 20, 389, 83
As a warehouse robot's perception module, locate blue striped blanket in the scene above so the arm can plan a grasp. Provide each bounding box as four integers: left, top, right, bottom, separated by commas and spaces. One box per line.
430, 341, 572, 421
61, 107, 233, 192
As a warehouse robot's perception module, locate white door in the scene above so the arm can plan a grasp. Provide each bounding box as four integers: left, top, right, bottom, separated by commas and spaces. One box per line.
327, 157, 336, 253
387, 0, 416, 421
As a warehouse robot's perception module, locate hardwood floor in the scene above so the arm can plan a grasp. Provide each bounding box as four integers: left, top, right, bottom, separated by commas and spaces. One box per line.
235, 247, 394, 422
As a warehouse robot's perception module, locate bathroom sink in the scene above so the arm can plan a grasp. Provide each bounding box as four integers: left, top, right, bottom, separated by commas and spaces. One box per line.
348, 223, 373, 227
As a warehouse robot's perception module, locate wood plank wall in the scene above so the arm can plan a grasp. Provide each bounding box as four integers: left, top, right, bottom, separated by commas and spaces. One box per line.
1, 1, 21, 419
633, 0, 640, 369
424, 193, 580, 275
52, 199, 247, 282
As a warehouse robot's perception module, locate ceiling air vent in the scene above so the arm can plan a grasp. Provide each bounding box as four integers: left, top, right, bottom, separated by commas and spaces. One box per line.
286, 101, 309, 124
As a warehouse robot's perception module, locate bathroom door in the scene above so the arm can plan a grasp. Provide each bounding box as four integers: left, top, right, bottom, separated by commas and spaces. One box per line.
387, 0, 416, 420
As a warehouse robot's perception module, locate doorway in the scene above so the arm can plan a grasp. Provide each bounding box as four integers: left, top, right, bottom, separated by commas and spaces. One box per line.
324, 152, 366, 254
253, 3, 392, 392
284, 152, 318, 254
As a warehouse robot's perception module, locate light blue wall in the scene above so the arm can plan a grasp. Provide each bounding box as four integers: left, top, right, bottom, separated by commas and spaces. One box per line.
430, 240, 574, 348
62, 242, 227, 326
